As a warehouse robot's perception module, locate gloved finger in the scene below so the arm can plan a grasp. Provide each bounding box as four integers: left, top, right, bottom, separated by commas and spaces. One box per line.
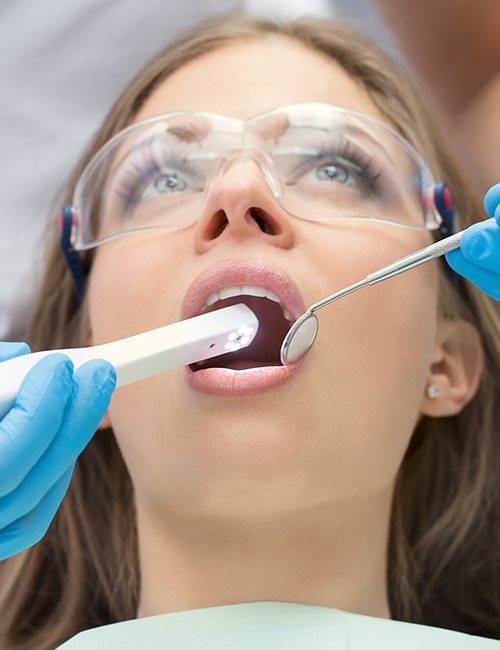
445, 248, 500, 301
0, 464, 73, 561
0, 342, 31, 363
455, 220, 500, 274
0, 360, 116, 529
0, 355, 74, 497
483, 183, 500, 221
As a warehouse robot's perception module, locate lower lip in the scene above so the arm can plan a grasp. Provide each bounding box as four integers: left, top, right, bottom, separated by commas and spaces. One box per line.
184, 361, 303, 397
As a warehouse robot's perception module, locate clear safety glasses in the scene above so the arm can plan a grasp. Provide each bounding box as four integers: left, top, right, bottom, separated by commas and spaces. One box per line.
65, 103, 445, 251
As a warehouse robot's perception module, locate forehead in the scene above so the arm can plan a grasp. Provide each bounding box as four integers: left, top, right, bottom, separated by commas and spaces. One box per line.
134, 35, 389, 126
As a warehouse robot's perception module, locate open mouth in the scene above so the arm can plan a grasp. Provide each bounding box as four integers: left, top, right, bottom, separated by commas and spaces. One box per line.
189, 293, 293, 372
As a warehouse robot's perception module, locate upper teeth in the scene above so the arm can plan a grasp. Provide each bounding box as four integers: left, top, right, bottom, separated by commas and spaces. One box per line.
201, 285, 294, 321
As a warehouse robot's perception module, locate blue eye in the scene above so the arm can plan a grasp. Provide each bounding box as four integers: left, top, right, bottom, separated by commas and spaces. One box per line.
114, 162, 191, 210
148, 172, 187, 195
315, 164, 351, 184
283, 140, 383, 198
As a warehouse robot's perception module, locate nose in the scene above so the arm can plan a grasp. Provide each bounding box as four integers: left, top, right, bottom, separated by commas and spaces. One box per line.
193, 158, 295, 254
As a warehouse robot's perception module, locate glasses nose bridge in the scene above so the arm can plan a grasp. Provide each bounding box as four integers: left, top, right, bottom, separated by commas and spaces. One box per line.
207, 147, 281, 200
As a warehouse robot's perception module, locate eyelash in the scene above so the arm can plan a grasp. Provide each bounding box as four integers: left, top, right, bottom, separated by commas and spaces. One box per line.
112, 136, 384, 210
304, 139, 383, 194
113, 148, 192, 211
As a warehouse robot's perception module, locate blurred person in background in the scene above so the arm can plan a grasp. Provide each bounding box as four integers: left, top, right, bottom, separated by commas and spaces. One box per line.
344, 0, 500, 200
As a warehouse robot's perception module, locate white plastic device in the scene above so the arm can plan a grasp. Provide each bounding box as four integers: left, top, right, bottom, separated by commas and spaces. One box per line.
0, 303, 258, 419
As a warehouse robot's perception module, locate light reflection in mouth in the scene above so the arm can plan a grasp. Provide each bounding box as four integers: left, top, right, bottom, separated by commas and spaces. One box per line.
189, 295, 292, 373
180, 258, 308, 393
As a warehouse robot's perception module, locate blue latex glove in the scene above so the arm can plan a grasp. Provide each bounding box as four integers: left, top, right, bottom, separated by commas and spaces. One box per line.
445, 184, 500, 300
0, 342, 116, 560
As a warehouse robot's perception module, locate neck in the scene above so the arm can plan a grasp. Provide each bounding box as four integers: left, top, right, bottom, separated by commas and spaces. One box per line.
136, 492, 393, 620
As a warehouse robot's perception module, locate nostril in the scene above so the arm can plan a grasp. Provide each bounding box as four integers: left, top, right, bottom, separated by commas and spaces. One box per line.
202, 207, 279, 241
207, 210, 229, 239
249, 207, 275, 235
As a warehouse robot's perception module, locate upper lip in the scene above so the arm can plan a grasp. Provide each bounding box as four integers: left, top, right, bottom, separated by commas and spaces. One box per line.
181, 258, 307, 321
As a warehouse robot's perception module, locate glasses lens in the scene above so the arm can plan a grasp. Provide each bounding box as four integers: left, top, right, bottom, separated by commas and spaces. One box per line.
74, 107, 436, 248
261, 110, 431, 228
76, 115, 230, 247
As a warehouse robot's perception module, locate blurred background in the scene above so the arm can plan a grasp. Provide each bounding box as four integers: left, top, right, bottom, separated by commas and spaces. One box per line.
1, 0, 497, 341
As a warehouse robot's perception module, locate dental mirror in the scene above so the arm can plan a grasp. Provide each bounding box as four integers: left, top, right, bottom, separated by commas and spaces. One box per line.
280, 311, 319, 364
280, 220, 493, 365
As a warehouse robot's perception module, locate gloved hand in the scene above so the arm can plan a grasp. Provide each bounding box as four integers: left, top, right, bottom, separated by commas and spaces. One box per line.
445, 183, 500, 300
0, 342, 116, 560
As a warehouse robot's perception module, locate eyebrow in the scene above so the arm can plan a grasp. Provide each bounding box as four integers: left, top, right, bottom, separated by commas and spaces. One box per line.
253, 113, 291, 141
107, 119, 213, 176
167, 122, 211, 143
322, 124, 399, 171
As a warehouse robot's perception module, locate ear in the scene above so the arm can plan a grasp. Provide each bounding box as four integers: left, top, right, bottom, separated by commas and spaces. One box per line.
421, 319, 484, 417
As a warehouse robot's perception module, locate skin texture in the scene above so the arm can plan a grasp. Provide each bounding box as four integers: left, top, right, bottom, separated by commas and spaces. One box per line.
86, 36, 483, 620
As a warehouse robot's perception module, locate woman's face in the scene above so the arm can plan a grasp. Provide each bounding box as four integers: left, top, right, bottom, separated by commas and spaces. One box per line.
87, 37, 440, 519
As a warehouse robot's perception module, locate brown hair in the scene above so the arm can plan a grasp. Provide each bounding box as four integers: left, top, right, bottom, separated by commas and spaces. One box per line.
1, 14, 499, 648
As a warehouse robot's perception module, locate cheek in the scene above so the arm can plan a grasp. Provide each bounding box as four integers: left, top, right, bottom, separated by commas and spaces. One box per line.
87, 233, 191, 344
86, 236, 194, 492
298, 224, 439, 491
335, 267, 438, 406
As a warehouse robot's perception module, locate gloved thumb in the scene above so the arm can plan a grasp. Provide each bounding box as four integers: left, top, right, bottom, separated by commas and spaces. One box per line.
483, 183, 500, 221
